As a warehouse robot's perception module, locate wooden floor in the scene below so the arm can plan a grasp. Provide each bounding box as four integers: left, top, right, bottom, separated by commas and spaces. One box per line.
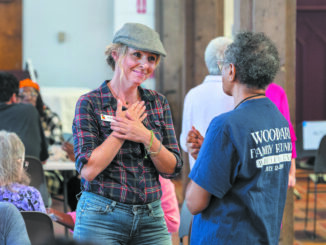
293, 168, 326, 245
51, 168, 326, 244
172, 168, 326, 245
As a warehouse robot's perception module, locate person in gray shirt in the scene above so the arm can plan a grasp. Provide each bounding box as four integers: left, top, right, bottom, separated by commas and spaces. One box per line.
0, 202, 31, 245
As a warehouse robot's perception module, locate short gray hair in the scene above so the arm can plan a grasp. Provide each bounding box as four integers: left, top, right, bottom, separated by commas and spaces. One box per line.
205, 37, 233, 75
0, 131, 30, 187
224, 32, 280, 89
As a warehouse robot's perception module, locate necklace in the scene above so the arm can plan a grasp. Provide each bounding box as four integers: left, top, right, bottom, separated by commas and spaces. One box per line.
234, 93, 265, 110
107, 83, 140, 108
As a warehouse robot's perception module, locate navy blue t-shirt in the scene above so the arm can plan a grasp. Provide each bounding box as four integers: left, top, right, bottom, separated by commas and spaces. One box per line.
189, 98, 292, 245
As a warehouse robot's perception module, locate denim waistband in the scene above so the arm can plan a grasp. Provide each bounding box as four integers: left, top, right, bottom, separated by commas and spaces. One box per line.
80, 191, 162, 212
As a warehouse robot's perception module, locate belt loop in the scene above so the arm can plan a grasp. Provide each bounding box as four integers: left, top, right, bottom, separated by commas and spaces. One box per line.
76, 191, 83, 201
132, 206, 138, 215
147, 203, 154, 216
108, 201, 116, 212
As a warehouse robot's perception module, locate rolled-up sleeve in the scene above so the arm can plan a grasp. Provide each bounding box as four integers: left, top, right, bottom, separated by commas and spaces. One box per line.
159, 96, 183, 179
72, 95, 99, 173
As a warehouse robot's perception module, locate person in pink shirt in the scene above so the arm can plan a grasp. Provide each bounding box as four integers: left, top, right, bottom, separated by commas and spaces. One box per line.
159, 176, 180, 234
266, 83, 296, 187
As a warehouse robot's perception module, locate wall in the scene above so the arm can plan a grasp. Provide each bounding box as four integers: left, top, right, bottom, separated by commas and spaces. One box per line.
23, 0, 156, 133
0, 0, 22, 70
224, 0, 234, 38
23, 0, 114, 89
23, 0, 156, 90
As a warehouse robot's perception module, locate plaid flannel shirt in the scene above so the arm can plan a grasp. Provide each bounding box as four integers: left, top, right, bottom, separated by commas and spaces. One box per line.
73, 81, 182, 204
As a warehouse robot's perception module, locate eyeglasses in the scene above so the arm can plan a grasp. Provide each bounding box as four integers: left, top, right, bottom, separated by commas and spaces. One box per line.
18, 91, 38, 99
217, 59, 226, 72
23, 160, 29, 169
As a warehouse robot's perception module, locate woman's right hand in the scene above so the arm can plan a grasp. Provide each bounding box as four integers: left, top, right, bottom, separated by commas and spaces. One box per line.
110, 100, 148, 143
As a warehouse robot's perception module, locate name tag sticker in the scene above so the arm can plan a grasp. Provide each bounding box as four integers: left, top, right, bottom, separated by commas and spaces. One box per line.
101, 114, 115, 122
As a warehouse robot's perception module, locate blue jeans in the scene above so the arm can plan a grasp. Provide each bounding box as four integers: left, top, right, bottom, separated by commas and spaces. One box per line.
73, 192, 171, 245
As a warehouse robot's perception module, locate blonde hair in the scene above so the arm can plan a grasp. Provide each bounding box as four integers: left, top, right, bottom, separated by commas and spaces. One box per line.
105, 43, 128, 71
105, 43, 161, 82
0, 131, 30, 187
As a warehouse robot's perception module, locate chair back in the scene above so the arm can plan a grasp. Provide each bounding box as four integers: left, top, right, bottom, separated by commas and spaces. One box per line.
24, 156, 49, 207
21, 211, 55, 245
314, 135, 326, 173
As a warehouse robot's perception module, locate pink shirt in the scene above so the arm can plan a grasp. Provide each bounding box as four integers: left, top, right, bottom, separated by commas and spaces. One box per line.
159, 176, 180, 233
68, 211, 76, 223
266, 83, 297, 158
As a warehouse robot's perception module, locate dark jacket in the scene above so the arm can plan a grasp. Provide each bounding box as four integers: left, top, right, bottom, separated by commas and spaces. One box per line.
0, 102, 48, 161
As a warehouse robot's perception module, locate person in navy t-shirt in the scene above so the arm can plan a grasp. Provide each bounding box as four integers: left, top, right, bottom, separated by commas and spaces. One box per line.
186, 32, 292, 245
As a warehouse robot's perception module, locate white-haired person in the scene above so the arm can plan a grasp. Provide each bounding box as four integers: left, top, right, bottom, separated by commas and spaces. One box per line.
180, 36, 233, 169
0, 130, 46, 212
179, 36, 233, 241
72, 23, 182, 245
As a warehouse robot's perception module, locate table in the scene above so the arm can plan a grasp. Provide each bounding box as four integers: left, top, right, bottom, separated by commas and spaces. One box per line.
43, 161, 75, 171
44, 160, 76, 236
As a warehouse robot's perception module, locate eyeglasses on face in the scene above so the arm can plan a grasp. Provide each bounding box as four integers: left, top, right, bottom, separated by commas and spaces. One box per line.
216, 59, 226, 72
18, 91, 38, 99
23, 160, 29, 169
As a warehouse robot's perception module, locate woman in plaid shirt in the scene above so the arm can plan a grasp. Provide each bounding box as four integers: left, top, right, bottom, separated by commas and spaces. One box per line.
72, 23, 182, 245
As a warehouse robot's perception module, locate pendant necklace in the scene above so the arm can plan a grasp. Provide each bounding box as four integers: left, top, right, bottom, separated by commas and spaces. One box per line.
234, 93, 265, 110
108, 83, 141, 111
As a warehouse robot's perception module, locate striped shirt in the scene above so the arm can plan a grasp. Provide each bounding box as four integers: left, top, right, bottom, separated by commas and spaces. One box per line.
73, 81, 182, 204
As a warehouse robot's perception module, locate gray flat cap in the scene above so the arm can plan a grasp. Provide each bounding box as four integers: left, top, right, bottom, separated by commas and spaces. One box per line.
113, 23, 167, 57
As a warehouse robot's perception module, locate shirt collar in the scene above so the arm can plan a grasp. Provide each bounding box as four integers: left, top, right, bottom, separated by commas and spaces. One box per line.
203, 75, 222, 84
100, 80, 155, 109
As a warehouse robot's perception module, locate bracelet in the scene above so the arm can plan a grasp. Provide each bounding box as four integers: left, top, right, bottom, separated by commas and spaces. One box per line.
149, 140, 162, 157
146, 130, 154, 152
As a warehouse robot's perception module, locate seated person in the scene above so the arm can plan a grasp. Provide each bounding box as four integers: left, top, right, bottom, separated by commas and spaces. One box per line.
0, 130, 46, 212
18, 78, 74, 158
0, 72, 48, 162
0, 202, 31, 245
19, 79, 79, 209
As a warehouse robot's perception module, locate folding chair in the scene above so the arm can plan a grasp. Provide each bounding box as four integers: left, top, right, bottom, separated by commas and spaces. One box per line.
21, 211, 55, 245
24, 156, 50, 207
304, 135, 326, 239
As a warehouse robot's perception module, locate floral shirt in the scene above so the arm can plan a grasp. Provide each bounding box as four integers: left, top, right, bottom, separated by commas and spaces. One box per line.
0, 183, 46, 212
